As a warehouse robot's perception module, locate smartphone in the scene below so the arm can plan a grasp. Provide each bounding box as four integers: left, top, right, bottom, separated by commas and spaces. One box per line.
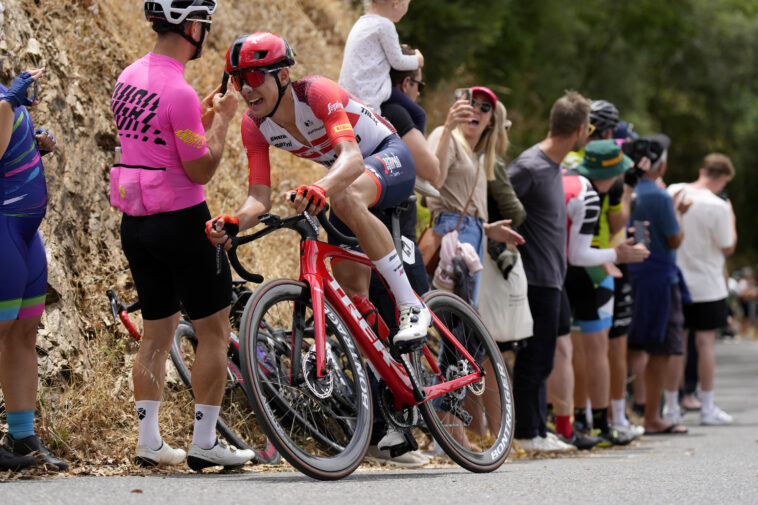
220, 72, 229, 95
454, 87, 472, 103
632, 220, 648, 246
25, 80, 39, 102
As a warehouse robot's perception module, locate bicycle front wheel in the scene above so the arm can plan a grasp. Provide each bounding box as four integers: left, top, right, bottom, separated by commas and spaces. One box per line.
415, 290, 514, 472
239, 279, 372, 480
169, 321, 280, 464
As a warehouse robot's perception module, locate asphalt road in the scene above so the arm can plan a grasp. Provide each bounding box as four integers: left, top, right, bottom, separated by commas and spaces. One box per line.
3, 340, 757, 505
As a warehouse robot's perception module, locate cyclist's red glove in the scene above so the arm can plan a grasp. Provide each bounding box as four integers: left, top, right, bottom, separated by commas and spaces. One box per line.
205, 215, 240, 245
294, 184, 327, 213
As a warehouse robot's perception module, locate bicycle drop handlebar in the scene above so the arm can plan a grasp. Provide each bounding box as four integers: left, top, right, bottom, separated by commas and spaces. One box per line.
226, 204, 359, 283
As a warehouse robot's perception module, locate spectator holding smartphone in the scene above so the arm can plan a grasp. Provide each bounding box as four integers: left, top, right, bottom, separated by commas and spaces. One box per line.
0, 17, 68, 469
666, 154, 737, 425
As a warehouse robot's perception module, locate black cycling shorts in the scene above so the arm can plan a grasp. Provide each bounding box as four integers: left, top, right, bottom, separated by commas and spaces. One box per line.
120, 202, 232, 321
610, 264, 633, 339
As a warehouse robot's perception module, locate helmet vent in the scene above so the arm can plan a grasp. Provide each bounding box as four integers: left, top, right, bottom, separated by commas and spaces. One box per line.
253, 50, 268, 60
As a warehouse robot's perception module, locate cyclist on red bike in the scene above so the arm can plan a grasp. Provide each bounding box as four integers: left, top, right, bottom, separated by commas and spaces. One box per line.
209, 32, 431, 349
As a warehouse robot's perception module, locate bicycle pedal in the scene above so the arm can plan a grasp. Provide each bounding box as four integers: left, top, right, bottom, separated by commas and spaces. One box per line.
390, 339, 426, 358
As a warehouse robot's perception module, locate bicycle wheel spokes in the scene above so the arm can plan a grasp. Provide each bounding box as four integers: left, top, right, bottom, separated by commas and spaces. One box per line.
416, 291, 514, 472
241, 280, 371, 480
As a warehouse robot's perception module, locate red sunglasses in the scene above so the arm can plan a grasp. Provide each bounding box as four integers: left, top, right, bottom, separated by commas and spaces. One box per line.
230, 68, 278, 90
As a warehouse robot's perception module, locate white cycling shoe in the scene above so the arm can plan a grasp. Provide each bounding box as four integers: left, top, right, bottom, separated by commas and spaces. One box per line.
135, 441, 186, 467
393, 303, 432, 353
187, 438, 254, 472
377, 426, 406, 452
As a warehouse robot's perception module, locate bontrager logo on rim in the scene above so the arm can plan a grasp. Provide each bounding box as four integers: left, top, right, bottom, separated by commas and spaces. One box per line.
175, 129, 206, 149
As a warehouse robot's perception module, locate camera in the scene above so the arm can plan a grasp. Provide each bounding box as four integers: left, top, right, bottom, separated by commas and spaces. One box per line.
622, 138, 651, 166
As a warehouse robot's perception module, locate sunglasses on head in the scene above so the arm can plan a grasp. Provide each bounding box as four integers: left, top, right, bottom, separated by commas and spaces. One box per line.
230, 68, 278, 90
587, 123, 596, 135
471, 99, 492, 114
410, 78, 425, 92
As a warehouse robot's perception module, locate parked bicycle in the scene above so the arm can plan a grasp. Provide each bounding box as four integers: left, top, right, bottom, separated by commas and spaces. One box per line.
105, 282, 280, 465
222, 203, 514, 480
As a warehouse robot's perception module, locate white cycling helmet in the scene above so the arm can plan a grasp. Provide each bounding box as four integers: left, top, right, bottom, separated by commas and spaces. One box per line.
144, 0, 217, 25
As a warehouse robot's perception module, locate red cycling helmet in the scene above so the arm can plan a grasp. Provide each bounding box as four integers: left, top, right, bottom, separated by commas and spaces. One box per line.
225, 32, 296, 74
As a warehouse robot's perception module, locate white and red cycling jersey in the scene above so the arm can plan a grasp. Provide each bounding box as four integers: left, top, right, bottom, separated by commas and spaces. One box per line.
241, 75, 396, 186
563, 168, 617, 266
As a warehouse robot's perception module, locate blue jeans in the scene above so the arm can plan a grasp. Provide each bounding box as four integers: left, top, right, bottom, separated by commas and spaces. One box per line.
432, 212, 484, 308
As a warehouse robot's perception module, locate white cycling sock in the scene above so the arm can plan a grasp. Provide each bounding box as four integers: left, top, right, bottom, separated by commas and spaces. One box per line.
192, 404, 220, 450
611, 399, 628, 427
135, 400, 162, 451
665, 390, 680, 414
373, 250, 419, 307
700, 390, 714, 413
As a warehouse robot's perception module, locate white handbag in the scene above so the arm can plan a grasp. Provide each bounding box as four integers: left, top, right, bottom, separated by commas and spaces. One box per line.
478, 251, 533, 342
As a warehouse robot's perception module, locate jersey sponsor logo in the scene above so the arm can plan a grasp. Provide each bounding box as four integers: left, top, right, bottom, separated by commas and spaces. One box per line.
327, 101, 344, 115
175, 128, 206, 149
307, 125, 325, 136
333, 123, 352, 134
112, 82, 165, 145
304, 119, 314, 127
270, 134, 287, 141
274, 141, 293, 148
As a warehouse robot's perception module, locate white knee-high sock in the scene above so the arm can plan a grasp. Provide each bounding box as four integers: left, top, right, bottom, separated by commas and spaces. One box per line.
373, 250, 419, 307
135, 400, 162, 451
192, 404, 220, 450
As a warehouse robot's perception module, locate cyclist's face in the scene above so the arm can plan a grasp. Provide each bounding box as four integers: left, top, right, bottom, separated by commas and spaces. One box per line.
240, 68, 285, 118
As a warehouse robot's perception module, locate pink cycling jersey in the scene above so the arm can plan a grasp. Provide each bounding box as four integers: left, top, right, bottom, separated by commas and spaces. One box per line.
111, 52, 207, 213
241, 75, 396, 186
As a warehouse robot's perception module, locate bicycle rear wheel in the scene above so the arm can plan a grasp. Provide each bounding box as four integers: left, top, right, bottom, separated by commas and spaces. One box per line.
415, 290, 514, 472
169, 321, 280, 464
239, 279, 372, 480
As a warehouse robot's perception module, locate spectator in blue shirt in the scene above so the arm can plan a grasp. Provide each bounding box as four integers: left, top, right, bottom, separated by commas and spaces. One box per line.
627, 134, 692, 435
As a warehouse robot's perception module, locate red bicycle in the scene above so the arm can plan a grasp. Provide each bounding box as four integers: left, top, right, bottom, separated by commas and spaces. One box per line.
226, 206, 514, 480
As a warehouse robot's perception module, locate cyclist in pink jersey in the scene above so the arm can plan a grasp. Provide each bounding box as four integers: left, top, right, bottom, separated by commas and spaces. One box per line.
209, 32, 431, 351
110, 0, 253, 471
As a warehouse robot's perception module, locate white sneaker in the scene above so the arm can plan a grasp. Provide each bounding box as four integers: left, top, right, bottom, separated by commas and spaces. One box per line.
187, 438, 254, 471
545, 432, 575, 451
394, 304, 431, 351
414, 177, 440, 198
135, 441, 186, 467
377, 425, 406, 452
701, 406, 734, 425
612, 422, 644, 438
516, 434, 572, 452
662, 403, 683, 425
365, 446, 430, 468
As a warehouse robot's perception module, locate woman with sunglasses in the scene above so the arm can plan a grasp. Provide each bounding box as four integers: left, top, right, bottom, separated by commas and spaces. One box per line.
425, 87, 524, 308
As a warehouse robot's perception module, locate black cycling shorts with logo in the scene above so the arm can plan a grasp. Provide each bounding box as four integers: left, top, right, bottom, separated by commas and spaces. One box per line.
610, 264, 633, 339
120, 201, 232, 321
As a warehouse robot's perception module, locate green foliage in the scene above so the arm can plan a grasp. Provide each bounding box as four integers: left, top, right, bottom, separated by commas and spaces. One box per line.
398, 0, 758, 263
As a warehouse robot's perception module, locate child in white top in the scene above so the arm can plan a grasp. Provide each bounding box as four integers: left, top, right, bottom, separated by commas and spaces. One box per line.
339, 0, 424, 114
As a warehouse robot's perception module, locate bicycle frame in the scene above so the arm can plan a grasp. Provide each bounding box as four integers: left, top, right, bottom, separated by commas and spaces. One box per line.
296, 238, 484, 410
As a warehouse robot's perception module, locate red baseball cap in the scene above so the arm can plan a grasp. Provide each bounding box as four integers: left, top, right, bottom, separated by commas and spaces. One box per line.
470, 86, 497, 107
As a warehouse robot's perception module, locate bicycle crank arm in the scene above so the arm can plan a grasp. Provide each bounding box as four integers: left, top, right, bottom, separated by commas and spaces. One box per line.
398, 353, 426, 403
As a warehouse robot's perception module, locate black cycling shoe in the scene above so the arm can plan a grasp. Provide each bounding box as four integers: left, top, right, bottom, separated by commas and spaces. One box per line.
558, 431, 602, 450
0, 444, 36, 471
2, 434, 69, 471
